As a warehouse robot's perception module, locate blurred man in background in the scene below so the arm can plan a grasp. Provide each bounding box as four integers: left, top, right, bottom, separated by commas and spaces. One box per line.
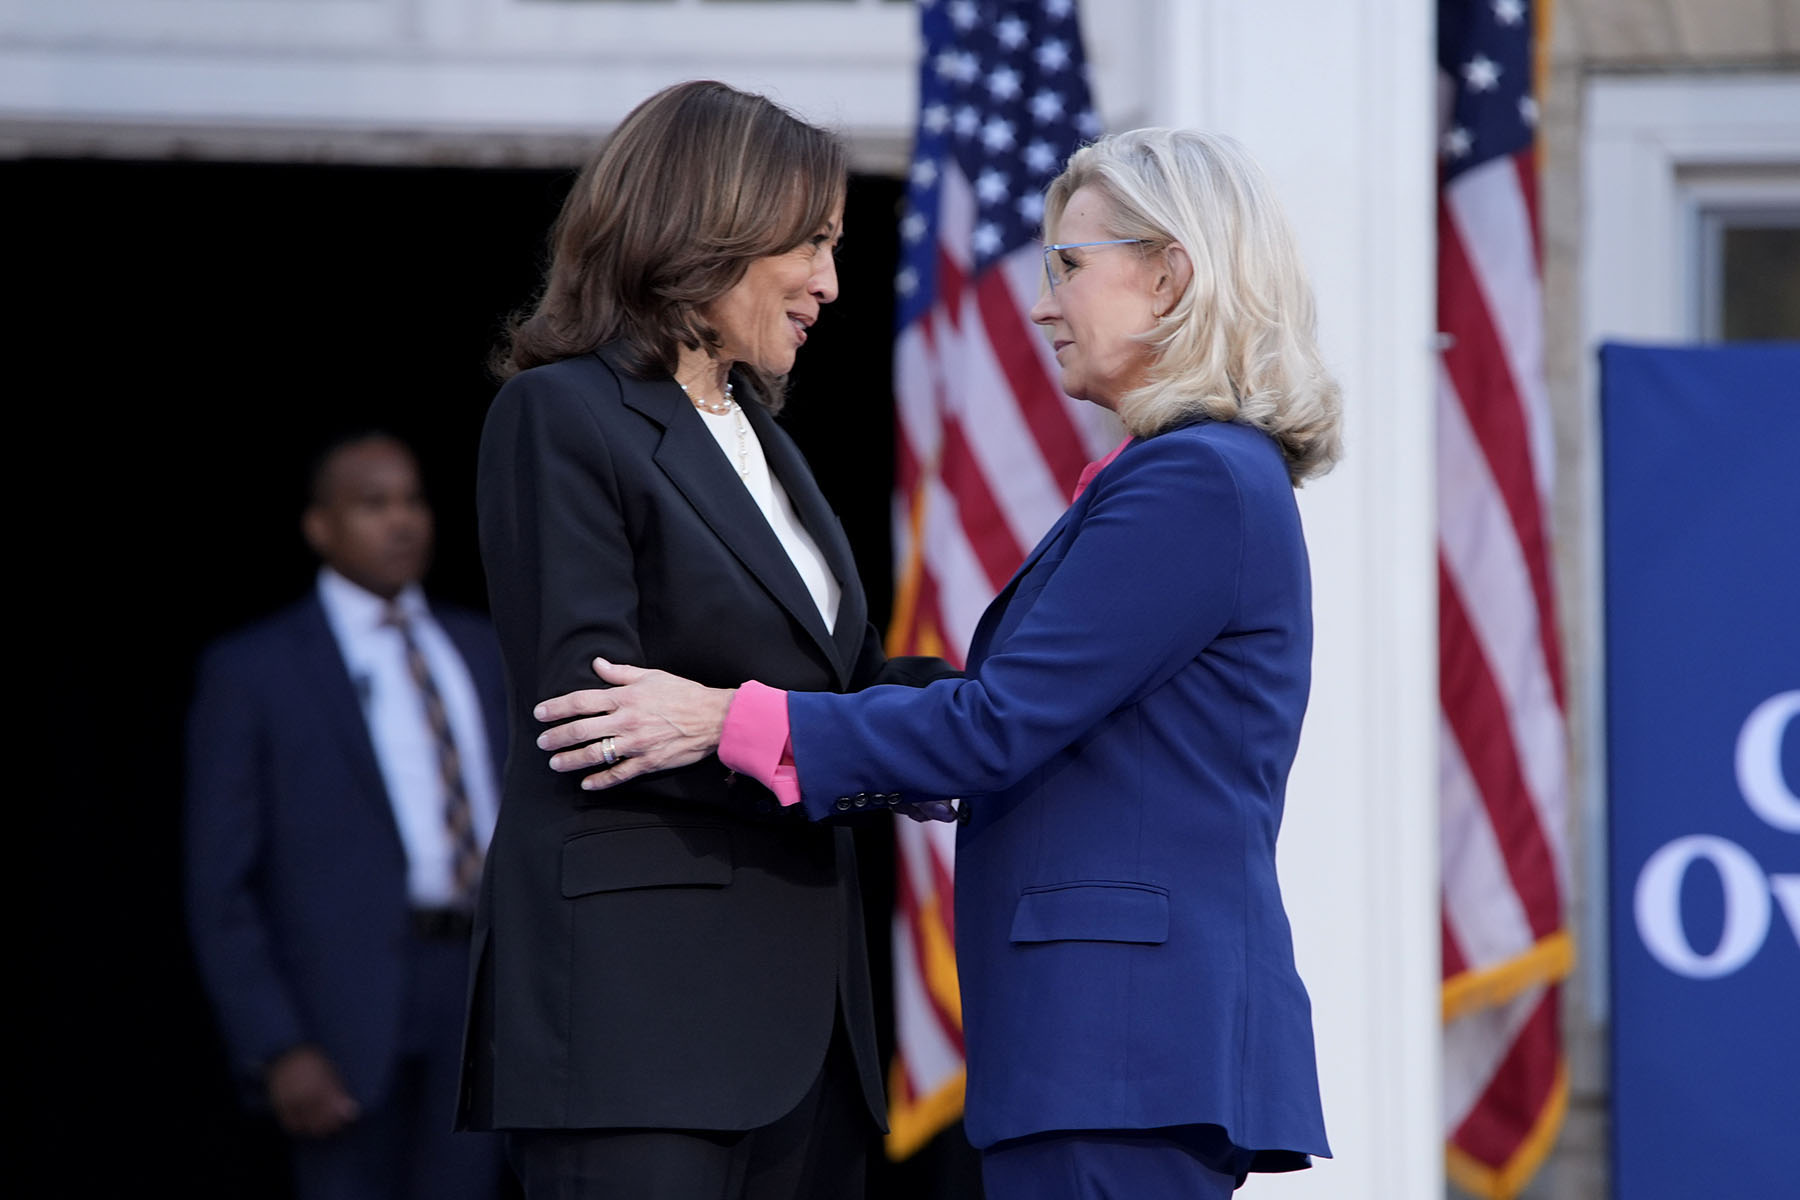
185, 432, 508, 1200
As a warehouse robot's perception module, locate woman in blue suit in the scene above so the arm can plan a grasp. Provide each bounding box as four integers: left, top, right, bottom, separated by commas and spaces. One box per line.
535, 128, 1341, 1198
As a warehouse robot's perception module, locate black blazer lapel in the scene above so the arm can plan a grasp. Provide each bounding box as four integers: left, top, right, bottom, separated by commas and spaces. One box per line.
618, 369, 846, 681
744, 400, 867, 683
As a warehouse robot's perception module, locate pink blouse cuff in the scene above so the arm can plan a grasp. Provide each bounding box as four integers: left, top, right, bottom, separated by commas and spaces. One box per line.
719, 680, 802, 807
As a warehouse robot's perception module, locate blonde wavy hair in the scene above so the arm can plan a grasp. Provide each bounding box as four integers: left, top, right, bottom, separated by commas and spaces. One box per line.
1045, 128, 1343, 483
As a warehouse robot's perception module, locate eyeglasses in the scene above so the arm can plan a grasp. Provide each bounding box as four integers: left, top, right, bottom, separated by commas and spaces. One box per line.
1041, 238, 1147, 293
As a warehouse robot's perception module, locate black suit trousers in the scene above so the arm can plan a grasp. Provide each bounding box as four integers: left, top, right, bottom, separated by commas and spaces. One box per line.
503, 1014, 871, 1200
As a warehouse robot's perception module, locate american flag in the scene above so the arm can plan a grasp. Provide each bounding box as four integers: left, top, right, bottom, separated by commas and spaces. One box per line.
1436, 1, 1572, 1196
884, 0, 1116, 1158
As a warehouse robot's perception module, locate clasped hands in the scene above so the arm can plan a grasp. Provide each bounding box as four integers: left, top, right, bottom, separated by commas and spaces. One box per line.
535, 658, 957, 822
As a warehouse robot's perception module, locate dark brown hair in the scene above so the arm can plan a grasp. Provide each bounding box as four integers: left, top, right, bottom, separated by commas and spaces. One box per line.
494, 80, 848, 410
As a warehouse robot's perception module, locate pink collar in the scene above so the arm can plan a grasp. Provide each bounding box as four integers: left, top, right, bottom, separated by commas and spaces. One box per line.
1070, 436, 1134, 502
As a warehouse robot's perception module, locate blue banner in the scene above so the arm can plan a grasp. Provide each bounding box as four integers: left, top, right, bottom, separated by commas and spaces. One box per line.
1603, 342, 1800, 1200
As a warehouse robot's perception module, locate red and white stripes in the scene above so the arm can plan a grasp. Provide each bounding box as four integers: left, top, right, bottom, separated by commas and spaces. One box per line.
884, 155, 1116, 1158
1437, 143, 1574, 1198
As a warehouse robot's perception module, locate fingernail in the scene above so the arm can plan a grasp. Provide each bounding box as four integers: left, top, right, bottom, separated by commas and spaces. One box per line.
536, 734, 548, 749
581, 778, 597, 791
533, 704, 546, 720
593, 656, 610, 667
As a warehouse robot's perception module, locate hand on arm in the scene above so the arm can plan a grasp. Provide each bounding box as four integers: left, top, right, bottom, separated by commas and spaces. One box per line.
537, 663, 957, 819
536, 658, 734, 789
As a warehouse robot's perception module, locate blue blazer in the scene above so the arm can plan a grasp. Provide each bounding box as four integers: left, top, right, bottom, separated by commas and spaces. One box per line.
788, 421, 1330, 1168
184, 593, 505, 1107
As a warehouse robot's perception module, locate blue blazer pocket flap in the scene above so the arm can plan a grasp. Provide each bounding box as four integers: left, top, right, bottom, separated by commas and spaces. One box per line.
1009, 881, 1170, 944
561, 824, 733, 898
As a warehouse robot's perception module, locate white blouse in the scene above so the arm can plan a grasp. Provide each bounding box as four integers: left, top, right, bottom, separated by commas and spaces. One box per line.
695, 404, 841, 633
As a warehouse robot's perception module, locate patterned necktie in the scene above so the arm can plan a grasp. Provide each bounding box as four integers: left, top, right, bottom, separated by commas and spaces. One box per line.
385, 602, 483, 907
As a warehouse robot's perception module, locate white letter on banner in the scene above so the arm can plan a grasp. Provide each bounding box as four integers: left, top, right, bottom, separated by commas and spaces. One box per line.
1736, 690, 1800, 833
1635, 835, 1770, 978
1772, 875, 1800, 950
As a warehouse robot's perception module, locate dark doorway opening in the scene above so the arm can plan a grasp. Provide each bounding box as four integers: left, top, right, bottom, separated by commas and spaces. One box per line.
18, 155, 976, 1197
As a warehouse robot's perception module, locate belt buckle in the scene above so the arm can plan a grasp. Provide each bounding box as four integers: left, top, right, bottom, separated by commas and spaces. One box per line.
411, 907, 473, 941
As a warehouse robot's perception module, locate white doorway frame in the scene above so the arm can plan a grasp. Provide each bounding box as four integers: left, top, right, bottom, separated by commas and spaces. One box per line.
1577, 70, 1800, 1015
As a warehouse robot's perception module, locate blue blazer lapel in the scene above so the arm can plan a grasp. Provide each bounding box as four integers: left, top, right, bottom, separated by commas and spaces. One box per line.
290, 596, 393, 820
967, 437, 1140, 668
617, 367, 849, 684
966, 494, 1085, 669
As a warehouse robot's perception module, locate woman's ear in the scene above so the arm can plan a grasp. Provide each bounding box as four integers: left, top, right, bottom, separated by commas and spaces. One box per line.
1155, 244, 1193, 317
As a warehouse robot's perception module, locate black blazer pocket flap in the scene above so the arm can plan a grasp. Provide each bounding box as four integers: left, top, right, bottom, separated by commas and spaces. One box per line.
1009, 881, 1170, 944
561, 824, 733, 898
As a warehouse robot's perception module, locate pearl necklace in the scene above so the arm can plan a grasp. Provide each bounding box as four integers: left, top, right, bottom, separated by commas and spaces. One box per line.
679, 378, 751, 478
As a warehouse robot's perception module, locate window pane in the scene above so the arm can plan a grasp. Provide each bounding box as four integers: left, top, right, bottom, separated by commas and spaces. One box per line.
1722, 224, 1800, 341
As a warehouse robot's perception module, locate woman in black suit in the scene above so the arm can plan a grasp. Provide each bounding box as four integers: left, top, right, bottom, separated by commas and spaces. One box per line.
459, 80, 938, 1200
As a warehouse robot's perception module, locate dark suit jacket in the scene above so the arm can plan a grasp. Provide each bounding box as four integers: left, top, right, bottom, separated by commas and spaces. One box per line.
184, 593, 506, 1107
786, 421, 1330, 1170
461, 344, 917, 1133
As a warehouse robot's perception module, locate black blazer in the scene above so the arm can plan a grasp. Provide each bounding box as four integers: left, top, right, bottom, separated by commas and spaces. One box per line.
460, 344, 911, 1133
186, 594, 505, 1108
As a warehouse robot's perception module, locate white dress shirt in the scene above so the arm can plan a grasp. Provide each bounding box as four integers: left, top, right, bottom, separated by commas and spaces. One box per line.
316, 568, 501, 908
697, 404, 841, 633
